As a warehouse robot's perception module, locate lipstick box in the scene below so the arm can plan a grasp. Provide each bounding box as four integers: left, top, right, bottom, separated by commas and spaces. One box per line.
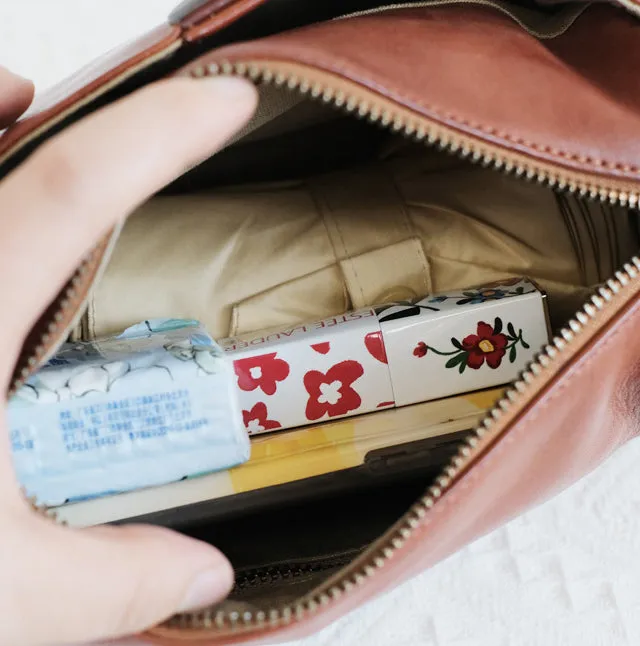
220, 277, 549, 435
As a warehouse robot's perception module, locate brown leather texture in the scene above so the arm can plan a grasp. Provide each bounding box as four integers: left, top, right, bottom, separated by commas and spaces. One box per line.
199, 4, 640, 181
178, 0, 267, 41
173, 0, 244, 25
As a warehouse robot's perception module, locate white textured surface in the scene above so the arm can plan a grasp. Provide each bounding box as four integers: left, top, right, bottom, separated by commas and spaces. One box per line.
2, 4, 640, 645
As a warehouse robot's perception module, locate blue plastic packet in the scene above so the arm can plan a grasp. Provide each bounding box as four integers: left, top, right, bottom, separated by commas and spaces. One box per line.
8, 319, 250, 506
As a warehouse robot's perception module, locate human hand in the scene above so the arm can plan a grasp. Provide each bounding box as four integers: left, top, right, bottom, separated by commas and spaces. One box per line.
0, 65, 257, 645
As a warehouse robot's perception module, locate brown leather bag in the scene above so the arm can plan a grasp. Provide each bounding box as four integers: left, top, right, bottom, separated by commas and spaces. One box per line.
2, 0, 640, 643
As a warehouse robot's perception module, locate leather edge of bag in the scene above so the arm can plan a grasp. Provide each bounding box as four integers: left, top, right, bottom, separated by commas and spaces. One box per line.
0, 25, 180, 169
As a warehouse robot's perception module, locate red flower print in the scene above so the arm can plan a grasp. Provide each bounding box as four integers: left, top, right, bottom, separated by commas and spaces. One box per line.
462, 321, 508, 369
424, 317, 527, 373
413, 342, 429, 358
234, 352, 290, 395
242, 402, 282, 434
311, 342, 331, 355
304, 360, 364, 421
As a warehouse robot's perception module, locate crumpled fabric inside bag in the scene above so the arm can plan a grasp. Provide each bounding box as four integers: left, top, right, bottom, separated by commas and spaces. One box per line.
84, 142, 638, 340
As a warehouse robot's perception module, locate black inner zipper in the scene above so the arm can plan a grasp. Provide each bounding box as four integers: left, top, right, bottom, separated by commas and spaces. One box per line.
234, 551, 362, 594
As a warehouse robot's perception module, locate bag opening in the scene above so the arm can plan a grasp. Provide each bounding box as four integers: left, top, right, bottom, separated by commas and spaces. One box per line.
85, 75, 638, 609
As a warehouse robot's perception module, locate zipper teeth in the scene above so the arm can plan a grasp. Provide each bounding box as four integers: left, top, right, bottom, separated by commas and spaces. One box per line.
153, 60, 640, 634
235, 553, 358, 591
195, 60, 638, 207
8, 249, 99, 399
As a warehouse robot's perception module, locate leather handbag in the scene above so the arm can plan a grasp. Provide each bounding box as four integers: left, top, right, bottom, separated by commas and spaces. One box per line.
2, 0, 640, 643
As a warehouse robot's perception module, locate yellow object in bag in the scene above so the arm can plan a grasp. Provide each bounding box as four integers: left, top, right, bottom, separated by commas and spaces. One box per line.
55, 386, 503, 528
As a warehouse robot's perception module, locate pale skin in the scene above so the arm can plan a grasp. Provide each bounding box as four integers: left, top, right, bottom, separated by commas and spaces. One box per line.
0, 66, 258, 646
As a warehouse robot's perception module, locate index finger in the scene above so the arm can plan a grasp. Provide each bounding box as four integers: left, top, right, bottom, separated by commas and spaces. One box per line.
0, 76, 257, 364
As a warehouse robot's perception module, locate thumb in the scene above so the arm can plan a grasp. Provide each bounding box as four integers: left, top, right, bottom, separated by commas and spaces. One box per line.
2, 512, 234, 645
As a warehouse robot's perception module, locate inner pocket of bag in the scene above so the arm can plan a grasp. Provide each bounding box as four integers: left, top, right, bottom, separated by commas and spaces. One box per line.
176, 467, 444, 609
179, 0, 593, 57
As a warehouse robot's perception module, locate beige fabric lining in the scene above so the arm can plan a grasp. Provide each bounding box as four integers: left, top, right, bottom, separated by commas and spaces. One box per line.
85, 137, 638, 341
338, 239, 431, 309
308, 164, 430, 308
224, 85, 339, 148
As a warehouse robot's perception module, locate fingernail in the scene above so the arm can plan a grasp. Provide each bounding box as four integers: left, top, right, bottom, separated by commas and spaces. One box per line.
178, 567, 234, 613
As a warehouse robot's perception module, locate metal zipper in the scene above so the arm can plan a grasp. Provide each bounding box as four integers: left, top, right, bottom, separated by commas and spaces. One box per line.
168, 554, 361, 632
234, 552, 362, 594
141, 59, 640, 637
9, 224, 123, 398
8, 250, 100, 398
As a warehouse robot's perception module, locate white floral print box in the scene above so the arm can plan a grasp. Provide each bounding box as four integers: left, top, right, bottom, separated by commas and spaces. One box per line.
8, 319, 250, 506
378, 277, 550, 406
220, 278, 549, 435
220, 310, 395, 435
